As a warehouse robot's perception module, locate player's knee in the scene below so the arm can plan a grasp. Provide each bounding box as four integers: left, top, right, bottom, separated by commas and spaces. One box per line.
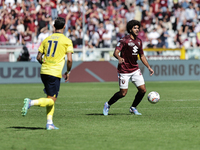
120, 91, 127, 97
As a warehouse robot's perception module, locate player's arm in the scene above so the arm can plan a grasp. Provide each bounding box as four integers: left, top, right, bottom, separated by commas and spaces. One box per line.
140, 53, 154, 76
64, 52, 73, 82
113, 49, 124, 64
37, 52, 43, 64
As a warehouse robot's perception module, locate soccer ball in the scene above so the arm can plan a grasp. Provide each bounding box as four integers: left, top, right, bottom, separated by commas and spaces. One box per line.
147, 91, 160, 104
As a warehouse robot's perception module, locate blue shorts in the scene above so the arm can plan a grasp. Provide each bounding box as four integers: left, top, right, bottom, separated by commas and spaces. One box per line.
41, 74, 61, 98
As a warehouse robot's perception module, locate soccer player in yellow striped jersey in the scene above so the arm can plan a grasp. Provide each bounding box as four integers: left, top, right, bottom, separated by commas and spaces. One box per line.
21, 17, 73, 130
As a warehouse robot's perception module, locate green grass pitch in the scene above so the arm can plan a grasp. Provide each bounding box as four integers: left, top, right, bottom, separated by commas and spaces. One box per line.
1, 81, 200, 150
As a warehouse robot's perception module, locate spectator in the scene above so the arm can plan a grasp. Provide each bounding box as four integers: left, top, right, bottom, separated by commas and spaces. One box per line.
5, 0, 15, 7
70, 2, 78, 13
7, 28, 17, 45
0, 0, 4, 9
156, 38, 165, 55
90, 30, 100, 48
37, 26, 50, 43
105, 20, 114, 34
141, 9, 153, 28
113, 9, 123, 23
44, 1, 52, 18
125, 3, 135, 22
116, 23, 126, 42
185, 3, 196, 22
97, 22, 105, 48
146, 39, 156, 48
22, 31, 33, 43
181, 0, 189, 9
69, 29, 78, 48
147, 28, 160, 45
160, 0, 168, 12
87, 19, 96, 40
160, 27, 170, 48
27, 17, 37, 43
188, 28, 197, 47
16, 19, 25, 33
17, 40, 31, 61
70, 11, 78, 30
102, 29, 112, 48
76, 28, 83, 48
106, 0, 115, 19
58, 7, 67, 19
1, 0, 200, 54
29, 2, 37, 21
138, 25, 148, 46
50, 0, 58, 20
36, 8, 44, 23
115, 0, 122, 12
0, 29, 8, 45
180, 19, 189, 34
150, 0, 161, 15
119, 4, 128, 19
174, 29, 189, 48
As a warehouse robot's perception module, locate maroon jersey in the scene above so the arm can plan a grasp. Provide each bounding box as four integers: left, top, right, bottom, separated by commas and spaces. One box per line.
116, 35, 144, 73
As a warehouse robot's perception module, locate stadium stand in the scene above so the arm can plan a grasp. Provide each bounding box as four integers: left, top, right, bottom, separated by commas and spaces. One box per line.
1, 0, 200, 61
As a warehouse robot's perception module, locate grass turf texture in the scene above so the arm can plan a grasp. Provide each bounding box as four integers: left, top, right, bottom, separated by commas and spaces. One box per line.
0, 81, 200, 150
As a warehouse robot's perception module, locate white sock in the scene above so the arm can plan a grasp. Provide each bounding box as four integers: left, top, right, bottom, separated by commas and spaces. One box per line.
47, 119, 53, 124
47, 115, 53, 124
30, 100, 39, 106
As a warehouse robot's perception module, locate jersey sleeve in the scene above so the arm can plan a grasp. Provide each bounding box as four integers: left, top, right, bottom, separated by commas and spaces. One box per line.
115, 39, 124, 51
38, 41, 45, 53
66, 39, 74, 54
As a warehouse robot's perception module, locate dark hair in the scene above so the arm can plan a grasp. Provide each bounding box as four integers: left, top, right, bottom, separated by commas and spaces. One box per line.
54, 17, 65, 30
126, 20, 141, 34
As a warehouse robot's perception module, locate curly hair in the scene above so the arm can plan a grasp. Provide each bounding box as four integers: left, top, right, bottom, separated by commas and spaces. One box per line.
126, 20, 141, 34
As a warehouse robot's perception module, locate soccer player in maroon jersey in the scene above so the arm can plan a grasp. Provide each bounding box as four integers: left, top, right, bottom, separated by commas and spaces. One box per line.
103, 20, 154, 115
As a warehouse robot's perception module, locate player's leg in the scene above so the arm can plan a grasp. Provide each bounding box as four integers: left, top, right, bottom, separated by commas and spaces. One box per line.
103, 89, 128, 116
103, 73, 130, 115
21, 97, 55, 116
45, 95, 59, 130
130, 69, 146, 115
40, 75, 60, 130
22, 74, 60, 130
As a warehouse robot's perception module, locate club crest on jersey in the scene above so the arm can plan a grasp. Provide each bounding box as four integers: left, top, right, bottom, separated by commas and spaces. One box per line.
117, 42, 120, 46
122, 79, 125, 84
128, 42, 135, 46
138, 42, 140, 46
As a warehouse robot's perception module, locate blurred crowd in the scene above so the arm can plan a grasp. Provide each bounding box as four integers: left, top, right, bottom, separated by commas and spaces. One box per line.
1, 0, 200, 50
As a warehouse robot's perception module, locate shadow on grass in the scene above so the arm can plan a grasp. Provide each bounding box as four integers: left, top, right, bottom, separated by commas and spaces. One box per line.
86, 113, 131, 116
7, 126, 46, 130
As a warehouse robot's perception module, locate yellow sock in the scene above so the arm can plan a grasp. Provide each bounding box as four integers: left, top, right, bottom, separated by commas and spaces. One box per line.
47, 105, 55, 124
31, 98, 54, 107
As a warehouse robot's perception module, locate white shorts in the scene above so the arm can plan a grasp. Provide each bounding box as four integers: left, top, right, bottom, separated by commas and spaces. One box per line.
118, 69, 145, 89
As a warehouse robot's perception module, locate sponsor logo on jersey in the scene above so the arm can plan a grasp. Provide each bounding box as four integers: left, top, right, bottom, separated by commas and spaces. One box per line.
132, 45, 139, 55
128, 42, 135, 46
